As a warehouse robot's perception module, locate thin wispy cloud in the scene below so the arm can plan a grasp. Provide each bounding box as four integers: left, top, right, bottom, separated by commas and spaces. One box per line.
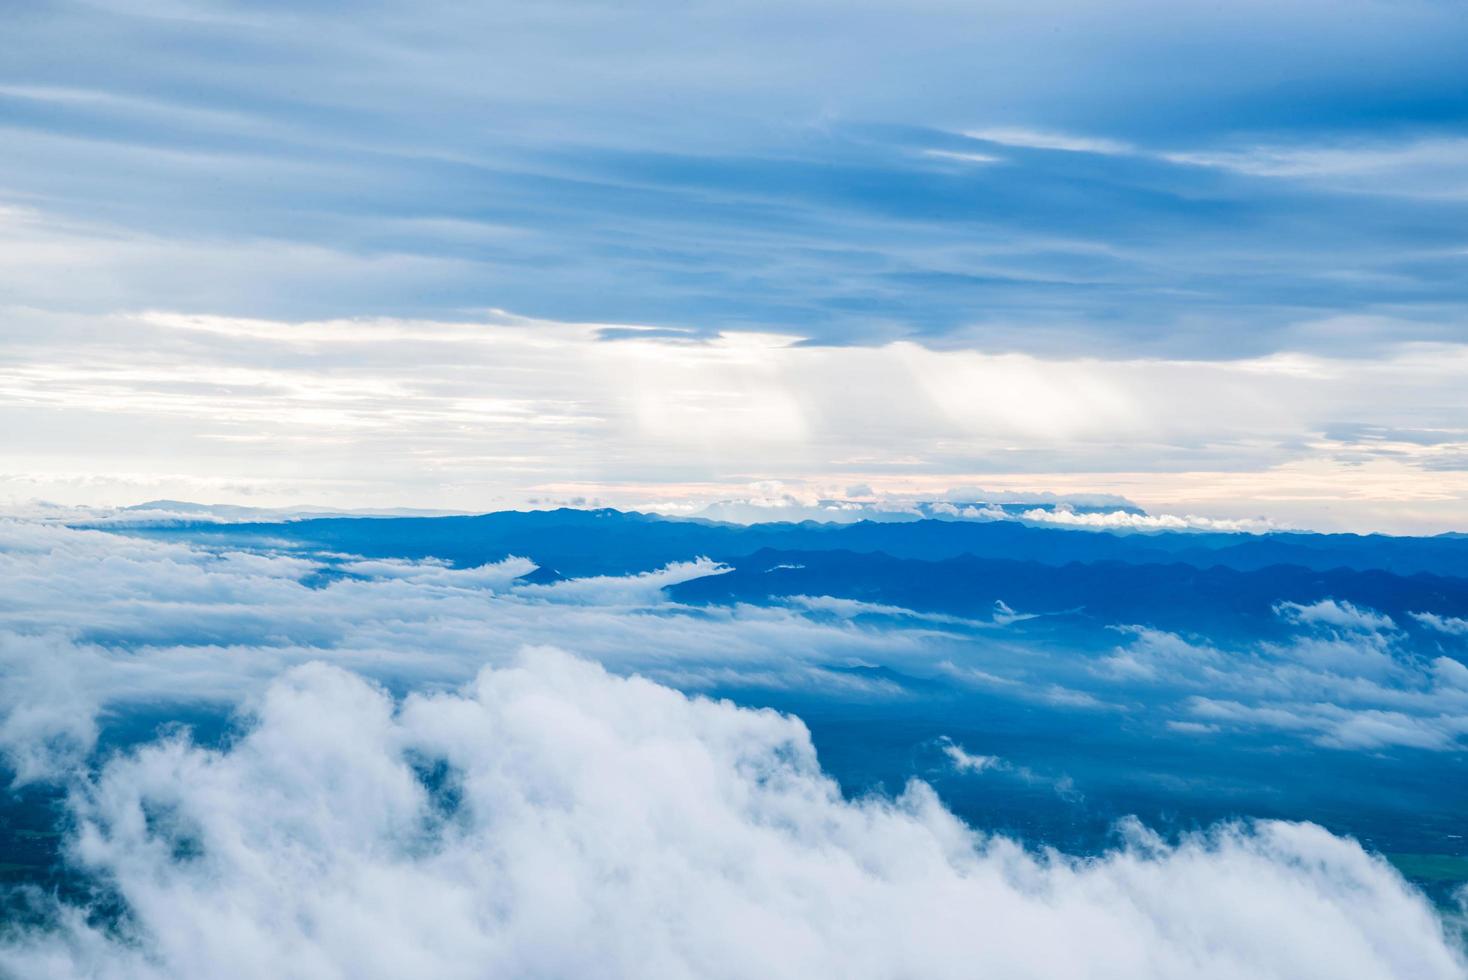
3, 0, 1468, 357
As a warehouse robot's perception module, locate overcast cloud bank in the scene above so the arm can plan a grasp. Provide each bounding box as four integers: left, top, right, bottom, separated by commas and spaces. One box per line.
5, 310, 1468, 531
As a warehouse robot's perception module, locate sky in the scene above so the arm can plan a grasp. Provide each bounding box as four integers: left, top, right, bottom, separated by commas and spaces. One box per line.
4, 0, 1468, 529
5, 9, 1468, 970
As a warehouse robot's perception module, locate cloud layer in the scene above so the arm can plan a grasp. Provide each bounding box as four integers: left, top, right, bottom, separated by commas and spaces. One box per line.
3, 520, 1467, 786
3, 651, 1463, 979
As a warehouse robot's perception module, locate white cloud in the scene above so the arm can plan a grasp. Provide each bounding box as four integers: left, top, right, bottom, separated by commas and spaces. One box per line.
674, 497, 1287, 533
1187, 698, 1468, 752
336, 555, 537, 589
514, 558, 730, 605
1162, 137, 1468, 196
1, 651, 1462, 980
1096, 613, 1468, 751
782, 594, 998, 629
1276, 599, 1396, 633
1017, 507, 1279, 533
1415, 611, 1468, 637
939, 737, 1001, 772
1434, 657, 1468, 689
920, 148, 1003, 165
0, 632, 104, 783
939, 738, 1079, 798
964, 127, 1134, 155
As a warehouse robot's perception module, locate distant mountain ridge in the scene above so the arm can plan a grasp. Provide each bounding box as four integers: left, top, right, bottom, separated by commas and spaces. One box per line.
117, 507, 1468, 580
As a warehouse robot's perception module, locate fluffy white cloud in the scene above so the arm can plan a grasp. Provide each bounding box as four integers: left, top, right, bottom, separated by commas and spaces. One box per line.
1, 651, 1462, 980
0, 632, 104, 783
1277, 599, 1397, 633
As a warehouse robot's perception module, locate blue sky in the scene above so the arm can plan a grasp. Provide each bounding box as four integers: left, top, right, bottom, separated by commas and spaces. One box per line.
3, 0, 1468, 526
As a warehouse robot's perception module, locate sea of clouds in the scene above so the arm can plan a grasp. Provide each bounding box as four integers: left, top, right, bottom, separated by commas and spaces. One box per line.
0, 519, 1465, 977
